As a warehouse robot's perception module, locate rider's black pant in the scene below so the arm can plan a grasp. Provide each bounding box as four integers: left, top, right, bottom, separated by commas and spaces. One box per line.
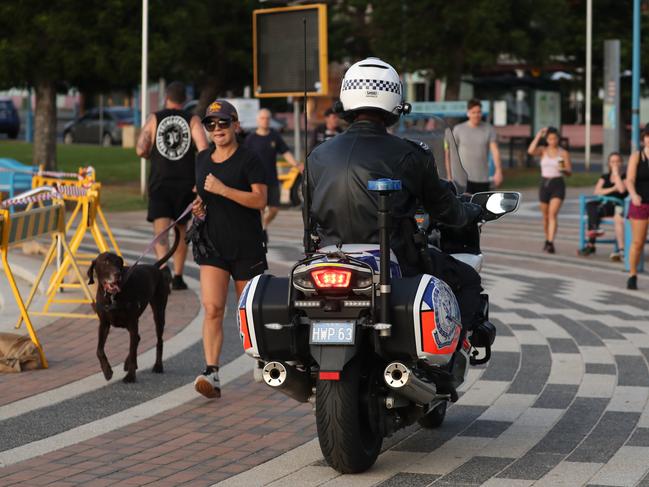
401, 248, 483, 331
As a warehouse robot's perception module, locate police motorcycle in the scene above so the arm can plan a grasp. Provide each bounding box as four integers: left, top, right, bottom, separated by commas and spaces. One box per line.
236, 113, 520, 473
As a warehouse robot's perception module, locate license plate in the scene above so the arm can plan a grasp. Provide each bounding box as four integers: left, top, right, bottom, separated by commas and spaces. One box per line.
310, 321, 355, 345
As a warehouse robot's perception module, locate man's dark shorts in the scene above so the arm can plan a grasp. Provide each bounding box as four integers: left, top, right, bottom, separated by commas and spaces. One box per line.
267, 182, 281, 207
147, 186, 194, 223
466, 181, 491, 195
195, 253, 268, 281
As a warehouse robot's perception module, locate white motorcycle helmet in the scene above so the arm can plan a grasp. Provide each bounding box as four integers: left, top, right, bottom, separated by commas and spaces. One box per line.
338, 57, 410, 126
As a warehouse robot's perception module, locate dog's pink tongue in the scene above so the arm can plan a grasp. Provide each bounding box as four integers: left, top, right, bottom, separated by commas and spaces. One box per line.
104, 282, 120, 294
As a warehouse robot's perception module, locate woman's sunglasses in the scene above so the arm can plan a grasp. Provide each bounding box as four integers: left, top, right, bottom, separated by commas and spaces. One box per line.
203, 119, 232, 132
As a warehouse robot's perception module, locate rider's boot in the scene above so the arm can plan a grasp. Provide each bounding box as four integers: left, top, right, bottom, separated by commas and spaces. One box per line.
469, 320, 496, 348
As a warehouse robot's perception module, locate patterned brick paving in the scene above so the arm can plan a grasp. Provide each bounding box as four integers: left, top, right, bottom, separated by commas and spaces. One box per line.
4, 206, 649, 486
0, 289, 199, 406
0, 375, 315, 487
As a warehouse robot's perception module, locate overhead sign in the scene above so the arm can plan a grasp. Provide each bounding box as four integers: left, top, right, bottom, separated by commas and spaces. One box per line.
228, 98, 260, 129
253, 4, 328, 98
410, 101, 490, 117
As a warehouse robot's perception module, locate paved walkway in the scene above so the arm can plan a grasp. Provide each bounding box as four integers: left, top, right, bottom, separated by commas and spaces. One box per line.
1, 195, 649, 486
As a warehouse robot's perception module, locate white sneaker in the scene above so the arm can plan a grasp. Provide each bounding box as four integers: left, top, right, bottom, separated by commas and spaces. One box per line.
253, 360, 265, 383
194, 369, 221, 398
610, 250, 624, 262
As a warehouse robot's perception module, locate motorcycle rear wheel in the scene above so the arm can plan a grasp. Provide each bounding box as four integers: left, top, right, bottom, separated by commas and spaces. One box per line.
315, 358, 382, 473
417, 401, 447, 429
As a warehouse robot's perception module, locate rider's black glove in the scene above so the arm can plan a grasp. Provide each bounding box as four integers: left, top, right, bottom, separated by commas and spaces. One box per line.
186, 217, 218, 260
463, 202, 484, 224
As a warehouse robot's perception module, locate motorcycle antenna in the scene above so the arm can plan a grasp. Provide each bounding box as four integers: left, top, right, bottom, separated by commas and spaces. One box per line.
302, 17, 314, 255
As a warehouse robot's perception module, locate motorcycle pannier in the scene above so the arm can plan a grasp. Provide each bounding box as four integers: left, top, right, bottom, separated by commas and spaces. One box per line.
237, 274, 308, 361
386, 274, 462, 365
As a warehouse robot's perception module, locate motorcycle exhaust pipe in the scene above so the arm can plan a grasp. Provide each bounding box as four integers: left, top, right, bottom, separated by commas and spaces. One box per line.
262, 361, 312, 403
384, 362, 437, 405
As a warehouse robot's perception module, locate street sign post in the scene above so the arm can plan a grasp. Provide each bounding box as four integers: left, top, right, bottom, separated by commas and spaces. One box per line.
603, 40, 621, 164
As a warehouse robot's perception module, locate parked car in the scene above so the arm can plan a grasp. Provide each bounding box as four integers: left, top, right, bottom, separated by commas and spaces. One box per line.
0, 99, 20, 139
63, 107, 134, 146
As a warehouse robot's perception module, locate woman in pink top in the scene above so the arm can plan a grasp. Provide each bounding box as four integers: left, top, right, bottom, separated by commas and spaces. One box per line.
527, 127, 572, 254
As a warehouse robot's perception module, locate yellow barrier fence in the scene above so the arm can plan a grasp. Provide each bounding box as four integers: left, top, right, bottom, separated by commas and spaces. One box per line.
27, 170, 120, 318
0, 188, 95, 367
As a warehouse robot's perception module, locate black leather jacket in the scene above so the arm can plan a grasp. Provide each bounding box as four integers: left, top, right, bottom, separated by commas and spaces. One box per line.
305, 120, 472, 264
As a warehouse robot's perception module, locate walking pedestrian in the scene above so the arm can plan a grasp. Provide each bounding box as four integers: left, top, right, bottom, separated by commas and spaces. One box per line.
191, 100, 268, 398
578, 152, 627, 259
452, 98, 503, 194
625, 124, 649, 290
527, 126, 572, 254
136, 81, 208, 289
309, 107, 342, 151
244, 109, 302, 245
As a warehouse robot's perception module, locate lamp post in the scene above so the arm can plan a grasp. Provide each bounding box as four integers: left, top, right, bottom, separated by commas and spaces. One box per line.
140, 0, 149, 196
632, 0, 641, 152
585, 0, 592, 171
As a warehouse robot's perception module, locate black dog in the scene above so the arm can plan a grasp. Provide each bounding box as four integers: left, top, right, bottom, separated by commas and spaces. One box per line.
87, 228, 180, 383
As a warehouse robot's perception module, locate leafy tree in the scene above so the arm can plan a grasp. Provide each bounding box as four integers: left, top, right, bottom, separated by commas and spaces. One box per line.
147, 0, 256, 116
342, 0, 649, 105
0, 1, 141, 169
329, 0, 374, 63
369, 0, 521, 99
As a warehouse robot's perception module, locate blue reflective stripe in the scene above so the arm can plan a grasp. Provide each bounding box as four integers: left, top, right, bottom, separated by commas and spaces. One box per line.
368, 179, 402, 191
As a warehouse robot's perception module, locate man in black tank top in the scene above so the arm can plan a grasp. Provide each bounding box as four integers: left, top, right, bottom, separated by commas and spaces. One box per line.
136, 81, 208, 289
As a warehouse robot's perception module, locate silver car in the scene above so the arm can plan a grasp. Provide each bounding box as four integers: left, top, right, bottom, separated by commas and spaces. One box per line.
63, 107, 134, 146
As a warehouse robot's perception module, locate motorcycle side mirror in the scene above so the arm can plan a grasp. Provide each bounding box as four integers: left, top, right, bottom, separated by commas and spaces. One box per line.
470, 191, 521, 221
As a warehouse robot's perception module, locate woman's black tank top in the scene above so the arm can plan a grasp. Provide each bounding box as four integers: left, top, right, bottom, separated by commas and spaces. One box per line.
636, 150, 649, 202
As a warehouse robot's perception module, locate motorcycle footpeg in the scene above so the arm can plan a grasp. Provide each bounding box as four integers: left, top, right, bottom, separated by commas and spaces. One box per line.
469, 320, 496, 348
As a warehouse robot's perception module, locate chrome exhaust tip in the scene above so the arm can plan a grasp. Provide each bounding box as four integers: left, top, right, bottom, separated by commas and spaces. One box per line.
263, 361, 287, 387
384, 362, 438, 405
262, 361, 312, 403
384, 362, 410, 388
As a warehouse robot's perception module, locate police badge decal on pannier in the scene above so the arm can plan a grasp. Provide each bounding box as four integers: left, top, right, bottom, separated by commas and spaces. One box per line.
387, 274, 461, 365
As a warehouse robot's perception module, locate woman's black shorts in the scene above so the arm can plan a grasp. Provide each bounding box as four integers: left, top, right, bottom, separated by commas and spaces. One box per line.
539, 177, 566, 203
147, 186, 194, 223
195, 252, 268, 281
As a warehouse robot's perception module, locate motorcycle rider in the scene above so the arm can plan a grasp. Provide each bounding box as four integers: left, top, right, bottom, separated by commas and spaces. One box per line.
305, 57, 488, 335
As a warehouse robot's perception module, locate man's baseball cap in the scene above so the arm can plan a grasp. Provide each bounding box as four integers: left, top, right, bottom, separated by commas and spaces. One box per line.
202, 99, 238, 123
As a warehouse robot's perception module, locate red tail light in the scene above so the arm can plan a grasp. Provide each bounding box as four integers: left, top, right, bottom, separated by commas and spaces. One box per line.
319, 371, 340, 380
311, 268, 352, 288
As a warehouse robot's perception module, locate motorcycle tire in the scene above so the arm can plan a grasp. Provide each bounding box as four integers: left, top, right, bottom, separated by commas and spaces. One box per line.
315, 358, 382, 474
417, 401, 447, 429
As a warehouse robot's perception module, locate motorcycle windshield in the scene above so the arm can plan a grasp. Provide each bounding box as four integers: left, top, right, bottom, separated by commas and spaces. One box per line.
395, 113, 468, 194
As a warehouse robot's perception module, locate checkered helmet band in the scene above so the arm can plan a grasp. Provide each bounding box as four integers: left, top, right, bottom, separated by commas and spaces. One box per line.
342, 78, 401, 95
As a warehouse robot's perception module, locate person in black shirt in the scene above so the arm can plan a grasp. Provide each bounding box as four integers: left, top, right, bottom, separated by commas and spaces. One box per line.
309, 107, 343, 152
136, 81, 208, 290
244, 109, 302, 244
578, 152, 627, 259
626, 124, 649, 289
190, 100, 267, 399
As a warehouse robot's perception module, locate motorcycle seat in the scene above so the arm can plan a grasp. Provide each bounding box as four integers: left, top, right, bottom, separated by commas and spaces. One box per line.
319, 244, 402, 277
